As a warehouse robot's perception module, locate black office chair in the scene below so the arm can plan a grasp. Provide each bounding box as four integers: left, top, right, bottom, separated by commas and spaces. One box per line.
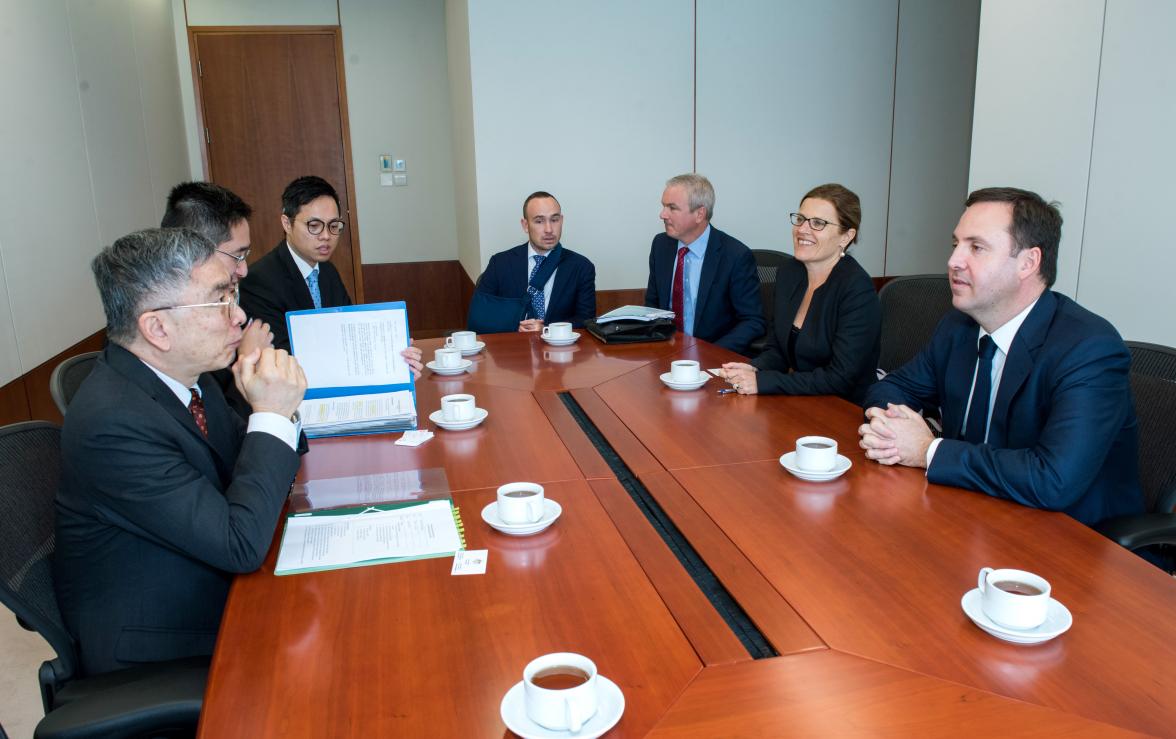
876, 274, 953, 374
0, 421, 208, 739
1095, 341, 1176, 571
747, 249, 792, 356
48, 352, 100, 416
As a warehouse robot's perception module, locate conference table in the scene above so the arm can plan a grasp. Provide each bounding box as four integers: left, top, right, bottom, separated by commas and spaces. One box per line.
198, 332, 1176, 737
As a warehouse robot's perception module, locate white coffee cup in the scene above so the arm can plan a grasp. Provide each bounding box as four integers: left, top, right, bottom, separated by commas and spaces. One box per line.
670, 359, 701, 383
435, 347, 462, 368
977, 567, 1051, 630
795, 436, 838, 471
440, 393, 476, 422
523, 652, 599, 733
542, 322, 574, 340
497, 482, 544, 525
446, 330, 477, 350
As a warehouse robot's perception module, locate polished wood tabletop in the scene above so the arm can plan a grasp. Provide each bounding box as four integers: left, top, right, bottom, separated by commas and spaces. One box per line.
200, 331, 1176, 737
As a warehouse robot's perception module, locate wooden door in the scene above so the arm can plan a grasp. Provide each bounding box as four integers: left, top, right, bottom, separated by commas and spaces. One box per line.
190, 27, 363, 301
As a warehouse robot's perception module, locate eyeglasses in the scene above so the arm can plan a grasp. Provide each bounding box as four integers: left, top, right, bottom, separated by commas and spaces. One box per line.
789, 213, 843, 232
149, 287, 240, 317
216, 248, 250, 265
299, 218, 346, 236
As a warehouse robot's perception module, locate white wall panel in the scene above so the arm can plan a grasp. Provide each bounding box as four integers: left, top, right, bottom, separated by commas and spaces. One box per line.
696, 0, 898, 276
185, 0, 336, 26
465, 0, 693, 289
968, 0, 1105, 297
445, 0, 481, 280
1077, 0, 1176, 346
0, 243, 21, 386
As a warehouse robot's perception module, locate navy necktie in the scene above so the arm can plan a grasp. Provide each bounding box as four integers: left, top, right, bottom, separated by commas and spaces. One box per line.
527, 254, 546, 320
963, 335, 997, 444
307, 268, 322, 309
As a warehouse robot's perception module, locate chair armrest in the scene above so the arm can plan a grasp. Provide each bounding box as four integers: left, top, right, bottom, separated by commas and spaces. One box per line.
35, 657, 207, 739
1095, 512, 1176, 551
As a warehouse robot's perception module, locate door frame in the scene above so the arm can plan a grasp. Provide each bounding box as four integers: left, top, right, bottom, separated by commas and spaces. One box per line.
187, 25, 364, 302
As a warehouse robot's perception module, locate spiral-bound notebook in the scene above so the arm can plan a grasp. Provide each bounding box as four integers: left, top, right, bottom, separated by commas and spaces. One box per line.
275, 498, 466, 575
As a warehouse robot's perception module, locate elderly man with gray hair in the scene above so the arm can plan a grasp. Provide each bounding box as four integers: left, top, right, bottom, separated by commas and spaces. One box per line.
644, 173, 764, 355
54, 227, 307, 676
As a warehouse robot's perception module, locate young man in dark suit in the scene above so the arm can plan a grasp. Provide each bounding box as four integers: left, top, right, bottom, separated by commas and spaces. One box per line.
55, 227, 308, 676
644, 173, 765, 355
859, 187, 1143, 527
474, 191, 597, 331
239, 175, 352, 352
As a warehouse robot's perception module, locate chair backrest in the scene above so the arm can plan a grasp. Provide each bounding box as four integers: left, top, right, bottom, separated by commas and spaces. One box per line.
0, 421, 79, 709
1126, 341, 1176, 515
750, 249, 792, 328
877, 274, 954, 373
49, 351, 100, 416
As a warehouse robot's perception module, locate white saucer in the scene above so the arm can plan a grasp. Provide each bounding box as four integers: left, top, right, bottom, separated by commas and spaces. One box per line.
779, 452, 852, 481
542, 332, 580, 346
500, 675, 624, 739
426, 359, 473, 376
659, 372, 710, 391
482, 499, 563, 536
457, 341, 485, 356
428, 406, 488, 431
960, 588, 1073, 644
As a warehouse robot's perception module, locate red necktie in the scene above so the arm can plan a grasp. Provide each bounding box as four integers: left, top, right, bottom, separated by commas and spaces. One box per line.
671, 246, 688, 331
188, 389, 208, 437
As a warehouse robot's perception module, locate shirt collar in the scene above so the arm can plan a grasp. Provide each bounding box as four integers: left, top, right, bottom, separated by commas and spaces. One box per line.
980, 298, 1039, 355
287, 242, 317, 280
679, 225, 711, 257
528, 242, 558, 260
140, 359, 199, 407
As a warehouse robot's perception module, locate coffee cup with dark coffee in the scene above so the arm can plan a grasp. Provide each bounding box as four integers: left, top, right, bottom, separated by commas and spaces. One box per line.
523, 652, 599, 732
795, 436, 838, 472
497, 482, 545, 525
977, 567, 1051, 630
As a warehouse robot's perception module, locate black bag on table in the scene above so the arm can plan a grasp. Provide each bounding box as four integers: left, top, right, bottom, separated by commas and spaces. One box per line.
583, 317, 676, 344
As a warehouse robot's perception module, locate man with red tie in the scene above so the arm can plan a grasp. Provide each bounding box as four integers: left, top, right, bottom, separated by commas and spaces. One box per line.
54, 227, 308, 676
643, 173, 764, 355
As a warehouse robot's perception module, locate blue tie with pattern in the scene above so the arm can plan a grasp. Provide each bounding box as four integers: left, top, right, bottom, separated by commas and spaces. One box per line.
527, 254, 546, 320
307, 267, 322, 309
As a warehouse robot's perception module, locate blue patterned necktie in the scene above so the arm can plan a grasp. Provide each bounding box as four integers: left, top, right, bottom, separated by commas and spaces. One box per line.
307, 267, 322, 309
963, 335, 997, 444
527, 254, 546, 320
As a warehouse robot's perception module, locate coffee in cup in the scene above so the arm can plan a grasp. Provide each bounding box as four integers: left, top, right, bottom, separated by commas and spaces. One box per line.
795, 436, 838, 472
670, 359, 701, 383
497, 482, 544, 525
440, 393, 476, 422
446, 330, 477, 350
434, 347, 462, 368
977, 567, 1051, 630
523, 652, 599, 732
542, 322, 574, 340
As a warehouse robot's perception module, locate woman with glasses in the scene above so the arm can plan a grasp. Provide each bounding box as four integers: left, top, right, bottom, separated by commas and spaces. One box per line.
720, 183, 880, 403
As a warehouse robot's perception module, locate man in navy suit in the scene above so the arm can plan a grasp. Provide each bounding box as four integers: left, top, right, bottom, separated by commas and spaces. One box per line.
475, 191, 597, 331
859, 187, 1142, 526
644, 174, 764, 355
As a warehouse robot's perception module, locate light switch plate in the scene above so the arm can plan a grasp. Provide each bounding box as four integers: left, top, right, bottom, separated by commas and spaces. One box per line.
393, 159, 407, 172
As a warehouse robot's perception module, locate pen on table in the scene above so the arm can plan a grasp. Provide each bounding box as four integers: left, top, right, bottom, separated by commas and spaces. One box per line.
717, 388, 738, 395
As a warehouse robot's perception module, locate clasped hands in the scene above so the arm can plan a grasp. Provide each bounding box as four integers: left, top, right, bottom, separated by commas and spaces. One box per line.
858, 403, 934, 468
718, 362, 758, 394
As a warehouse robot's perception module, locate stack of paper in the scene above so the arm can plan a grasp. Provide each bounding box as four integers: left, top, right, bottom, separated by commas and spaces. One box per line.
595, 305, 675, 323
299, 390, 416, 437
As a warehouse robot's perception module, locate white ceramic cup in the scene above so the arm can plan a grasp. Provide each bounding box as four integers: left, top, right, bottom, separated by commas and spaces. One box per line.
497, 482, 545, 525
670, 359, 701, 383
446, 330, 477, 350
434, 347, 462, 368
523, 652, 599, 733
440, 393, 476, 422
795, 436, 838, 472
542, 322, 574, 340
977, 567, 1051, 630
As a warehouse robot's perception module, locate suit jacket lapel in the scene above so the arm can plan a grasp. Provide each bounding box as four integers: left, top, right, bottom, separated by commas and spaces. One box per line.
198, 373, 238, 474
276, 243, 315, 311
987, 292, 1056, 445
943, 322, 980, 439
695, 228, 721, 320
105, 345, 213, 447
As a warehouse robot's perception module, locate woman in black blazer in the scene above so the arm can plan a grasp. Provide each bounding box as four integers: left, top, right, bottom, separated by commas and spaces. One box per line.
720, 183, 880, 404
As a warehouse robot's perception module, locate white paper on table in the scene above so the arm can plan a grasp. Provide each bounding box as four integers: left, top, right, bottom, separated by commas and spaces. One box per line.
299, 391, 416, 427
289, 307, 410, 389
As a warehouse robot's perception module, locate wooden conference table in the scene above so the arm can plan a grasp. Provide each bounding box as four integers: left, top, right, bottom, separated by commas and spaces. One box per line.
198, 333, 1176, 737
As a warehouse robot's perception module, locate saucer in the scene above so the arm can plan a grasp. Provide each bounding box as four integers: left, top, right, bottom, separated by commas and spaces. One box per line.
428, 407, 488, 431
779, 452, 852, 481
542, 332, 580, 346
500, 675, 624, 739
482, 499, 563, 536
960, 588, 1073, 644
456, 341, 485, 356
659, 372, 710, 391
427, 359, 473, 376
